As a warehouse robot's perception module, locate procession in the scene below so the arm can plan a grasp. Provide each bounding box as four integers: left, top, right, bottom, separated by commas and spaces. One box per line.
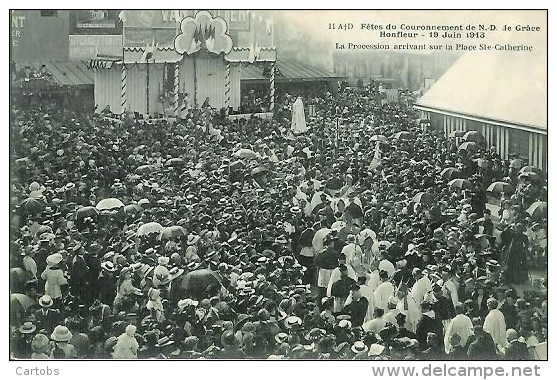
9, 10, 547, 361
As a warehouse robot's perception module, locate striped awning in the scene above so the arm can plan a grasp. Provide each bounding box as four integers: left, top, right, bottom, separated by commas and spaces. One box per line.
85, 57, 122, 70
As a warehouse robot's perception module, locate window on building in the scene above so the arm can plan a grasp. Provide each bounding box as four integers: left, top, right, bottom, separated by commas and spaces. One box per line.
40, 10, 58, 17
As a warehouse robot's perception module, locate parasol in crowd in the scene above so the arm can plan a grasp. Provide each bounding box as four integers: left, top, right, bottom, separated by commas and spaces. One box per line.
526, 201, 547, 220
178, 268, 222, 299
124, 204, 143, 215
519, 166, 542, 175
137, 222, 164, 236
486, 181, 515, 195
412, 192, 434, 205
35, 225, 53, 237
96, 198, 124, 211
11, 293, 36, 312
391, 131, 412, 140
19, 197, 46, 214
75, 206, 100, 220
458, 141, 478, 153
135, 164, 156, 174
370, 135, 387, 143
15, 157, 31, 167
462, 131, 484, 143
234, 149, 257, 159
312, 228, 332, 254
165, 158, 185, 167
440, 167, 462, 180
159, 226, 186, 240
251, 166, 268, 177
448, 178, 473, 190
518, 171, 541, 182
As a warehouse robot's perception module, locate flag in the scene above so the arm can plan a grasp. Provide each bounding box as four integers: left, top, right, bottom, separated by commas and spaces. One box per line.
369, 141, 382, 170
140, 40, 159, 63
118, 10, 127, 23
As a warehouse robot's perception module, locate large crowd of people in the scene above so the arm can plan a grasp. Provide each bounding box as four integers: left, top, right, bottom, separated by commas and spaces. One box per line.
10, 82, 547, 360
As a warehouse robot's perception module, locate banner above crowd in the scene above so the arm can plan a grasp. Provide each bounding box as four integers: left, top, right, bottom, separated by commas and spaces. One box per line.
120, 10, 251, 48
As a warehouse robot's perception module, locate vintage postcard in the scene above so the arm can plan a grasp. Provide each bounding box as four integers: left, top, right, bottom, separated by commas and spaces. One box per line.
7, 6, 550, 378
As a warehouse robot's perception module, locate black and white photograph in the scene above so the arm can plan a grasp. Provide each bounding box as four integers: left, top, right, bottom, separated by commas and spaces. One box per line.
7, 7, 550, 369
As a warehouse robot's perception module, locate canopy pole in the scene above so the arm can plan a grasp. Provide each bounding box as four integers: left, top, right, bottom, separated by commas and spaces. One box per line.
121, 63, 127, 114
225, 61, 231, 114
269, 62, 275, 112
146, 62, 150, 115
174, 61, 180, 117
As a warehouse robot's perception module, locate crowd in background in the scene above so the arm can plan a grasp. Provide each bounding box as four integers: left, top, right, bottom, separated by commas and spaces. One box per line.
10, 82, 547, 359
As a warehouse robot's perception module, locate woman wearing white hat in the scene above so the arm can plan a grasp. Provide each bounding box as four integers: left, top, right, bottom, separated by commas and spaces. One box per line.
40, 253, 67, 301
112, 325, 139, 359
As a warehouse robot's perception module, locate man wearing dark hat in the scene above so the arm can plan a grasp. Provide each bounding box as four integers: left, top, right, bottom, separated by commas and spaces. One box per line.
342, 284, 368, 327
499, 289, 518, 330
467, 321, 498, 360
69, 244, 89, 304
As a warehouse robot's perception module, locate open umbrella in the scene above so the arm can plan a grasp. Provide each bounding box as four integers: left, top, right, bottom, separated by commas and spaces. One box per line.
448, 178, 473, 190
486, 182, 515, 195
526, 201, 547, 220
370, 135, 387, 143
251, 166, 268, 177
463, 131, 484, 143
135, 165, 155, 174
440, 167, 462, 180
15, 157, 31, 167
449, 130, 465, 138
137, 222, 164, 236
159, 226, 186, 240
519, 166, 542, 175
35, 225, 53, 237
312, 228, 332, 254
75, 206, 100, 220
412, 192, 434, 205
391, 131, 412, 140
234, 149, 257, 159
96, 198, 124, 211
19, 197, 45, 214
178, 268, 222, 299
518, 172, 541, 182
165, 158, 185, 167
11, 293, 36, 313
458, 141, 478, 153
124, 204, 143, 215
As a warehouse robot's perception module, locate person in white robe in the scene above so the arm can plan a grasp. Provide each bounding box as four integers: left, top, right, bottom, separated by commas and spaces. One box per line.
378, 252, 396, 278
444, 303, 474, 354
483, 298, 507, 351
396, 289, 421, 333
373, 270, 394, 313
410, 268, 432, 304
